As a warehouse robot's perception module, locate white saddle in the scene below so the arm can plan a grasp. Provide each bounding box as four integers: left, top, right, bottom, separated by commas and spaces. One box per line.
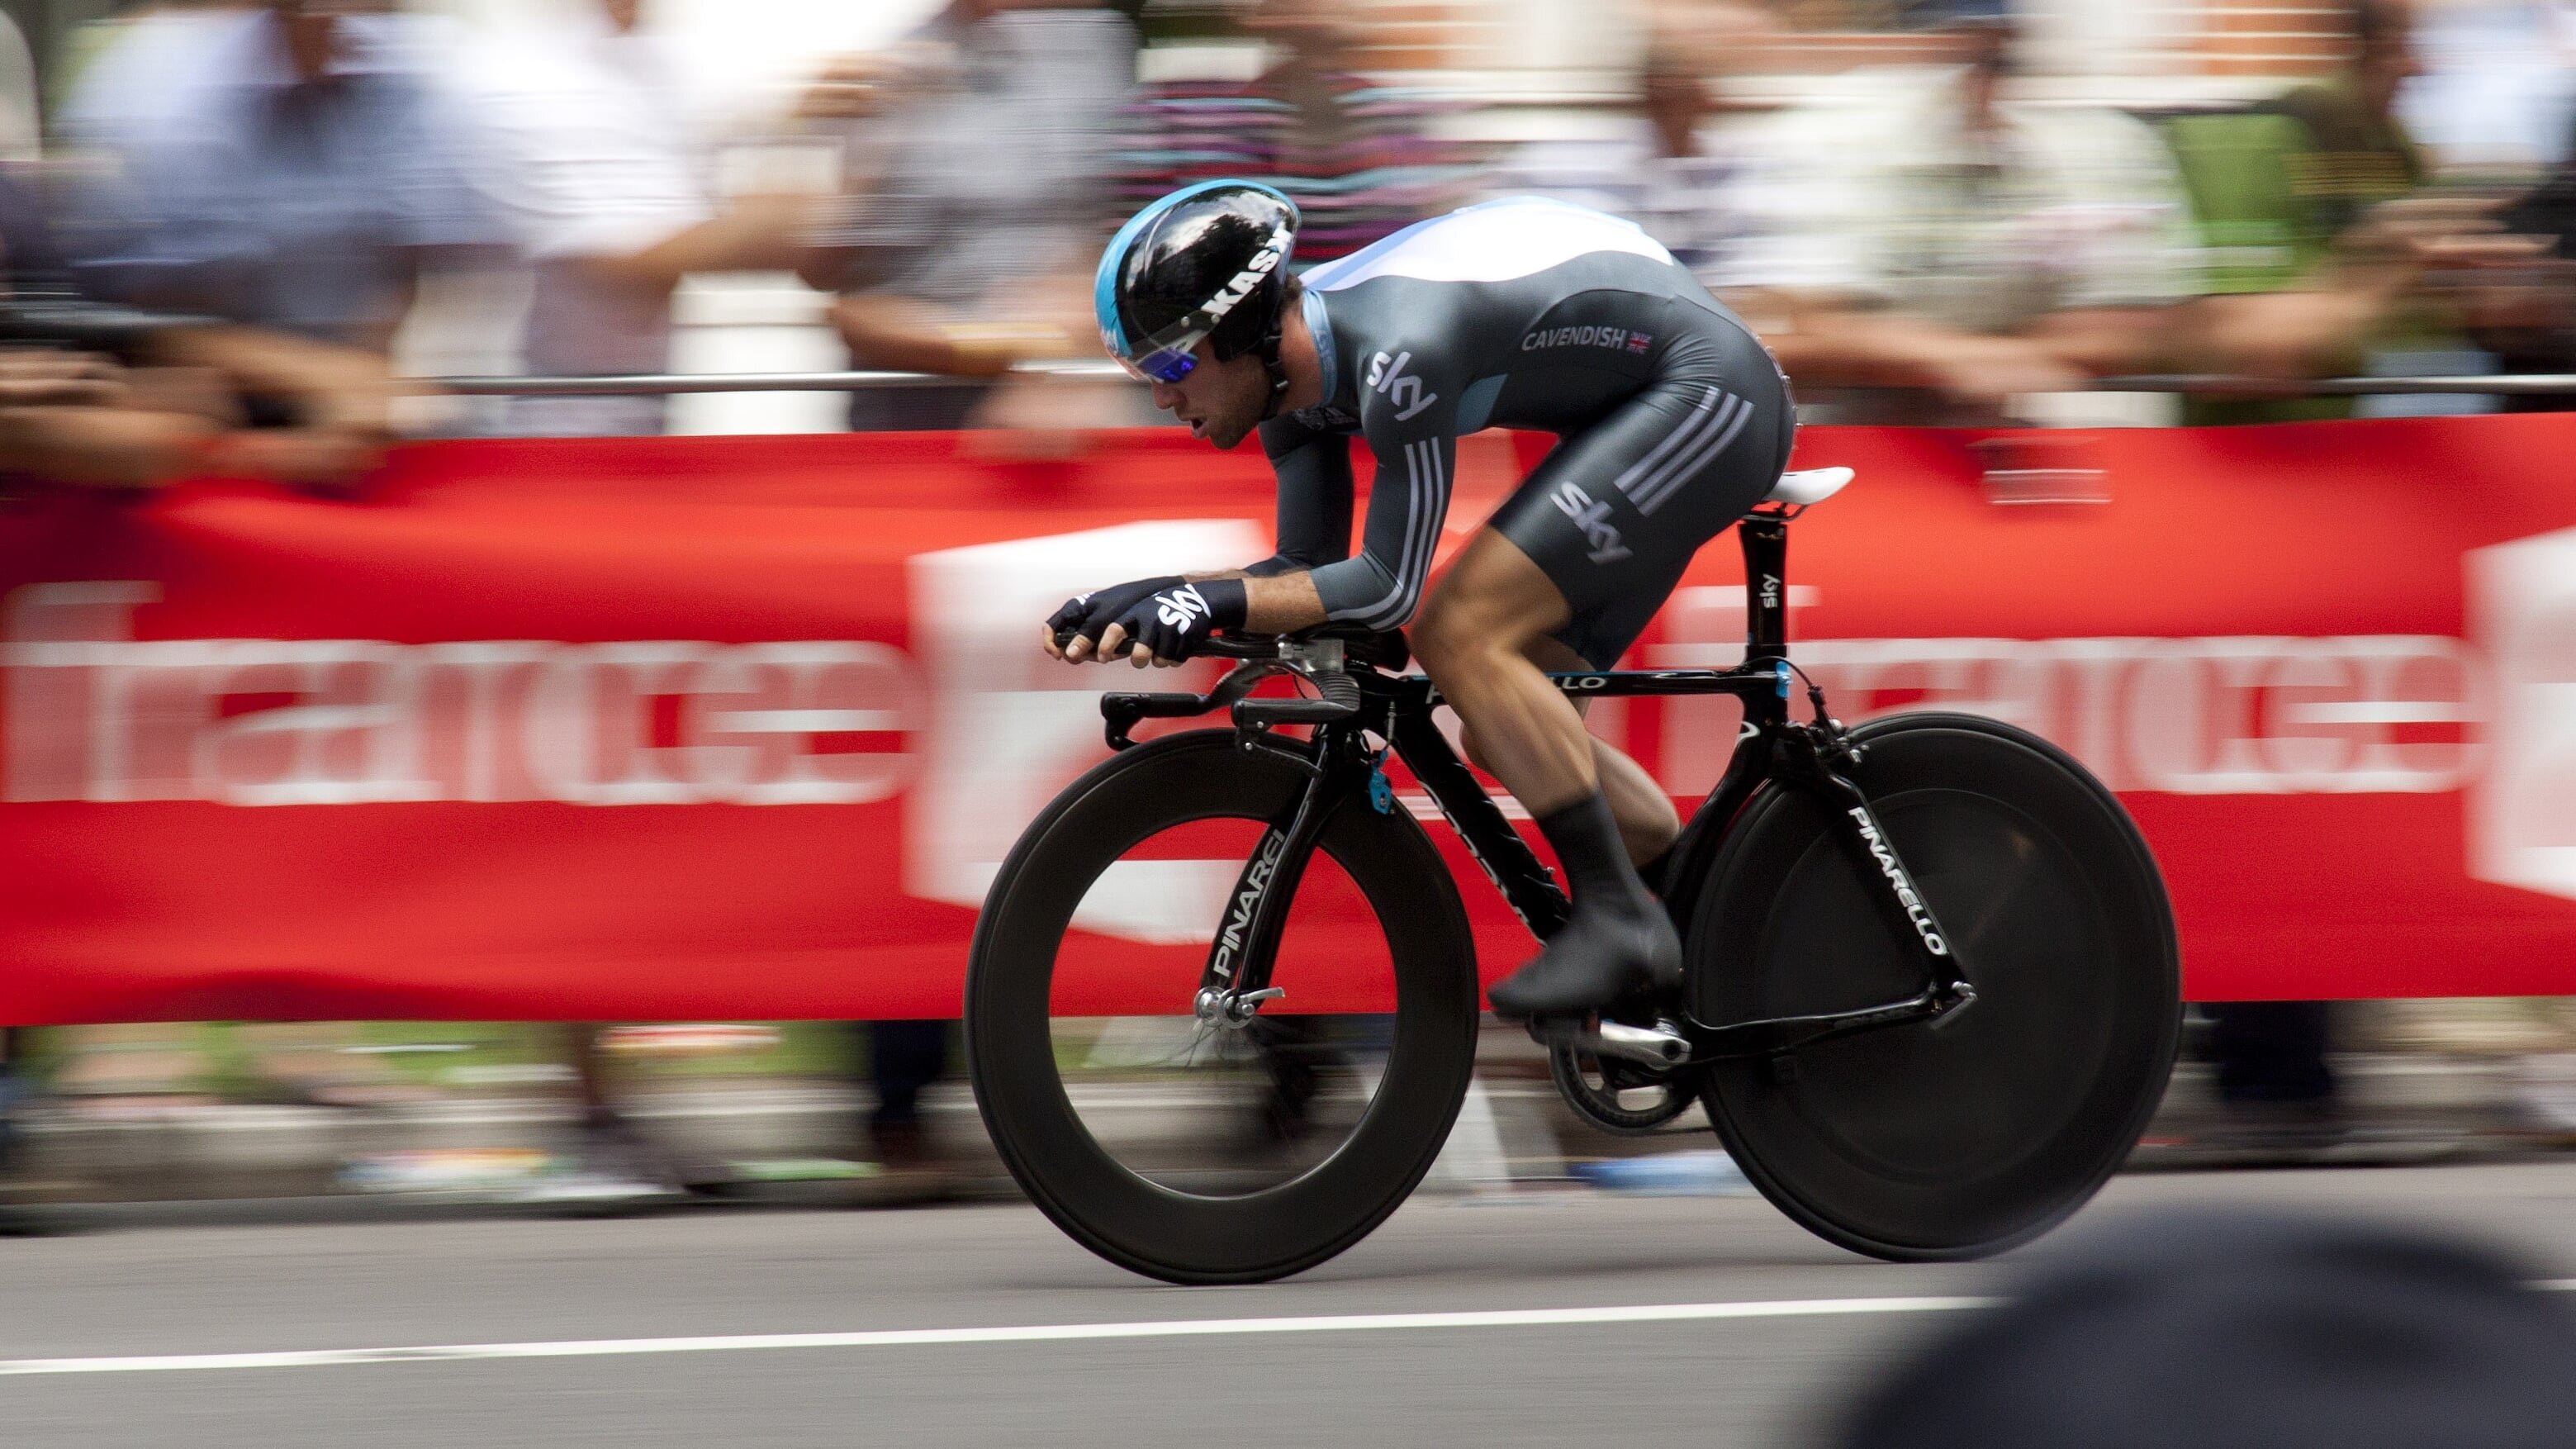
1763, 467, 1853, 508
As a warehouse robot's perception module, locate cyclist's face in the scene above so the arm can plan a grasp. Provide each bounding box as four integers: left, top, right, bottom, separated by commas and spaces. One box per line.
1149, 343, 1266, 450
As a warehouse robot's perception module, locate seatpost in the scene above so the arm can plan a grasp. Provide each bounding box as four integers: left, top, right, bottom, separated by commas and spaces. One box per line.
1738, 513, 1790, 664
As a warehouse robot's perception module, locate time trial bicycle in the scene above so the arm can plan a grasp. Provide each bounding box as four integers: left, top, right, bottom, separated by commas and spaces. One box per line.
965, 467, 2181, 1285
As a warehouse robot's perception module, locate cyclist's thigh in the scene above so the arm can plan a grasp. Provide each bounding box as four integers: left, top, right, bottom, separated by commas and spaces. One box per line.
1488, 344, 1791, 668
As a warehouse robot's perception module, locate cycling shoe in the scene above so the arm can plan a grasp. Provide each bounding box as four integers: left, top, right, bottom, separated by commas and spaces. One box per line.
1487, 792, 1682, 1019
1487, 891, 1682, 1018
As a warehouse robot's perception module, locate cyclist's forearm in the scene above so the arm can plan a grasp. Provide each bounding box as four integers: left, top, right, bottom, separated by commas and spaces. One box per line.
1236, 571, 1327, 634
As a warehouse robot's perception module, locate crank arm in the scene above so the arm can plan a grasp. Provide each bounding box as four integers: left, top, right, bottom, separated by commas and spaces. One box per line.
1529, 1014, 1693, 1068
1690, 981, 1976, 1061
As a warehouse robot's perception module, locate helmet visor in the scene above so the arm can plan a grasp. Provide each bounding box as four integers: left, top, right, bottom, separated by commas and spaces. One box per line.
1110, 320, 1210, 385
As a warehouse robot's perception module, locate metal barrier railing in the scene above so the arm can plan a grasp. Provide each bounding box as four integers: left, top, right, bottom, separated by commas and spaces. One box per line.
432, 363, 1127, 397
2095, 373, 2576, 398
425, 367, 2576, 400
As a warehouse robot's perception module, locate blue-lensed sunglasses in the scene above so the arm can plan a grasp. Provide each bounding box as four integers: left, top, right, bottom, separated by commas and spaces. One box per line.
1111, 324, 1210, 385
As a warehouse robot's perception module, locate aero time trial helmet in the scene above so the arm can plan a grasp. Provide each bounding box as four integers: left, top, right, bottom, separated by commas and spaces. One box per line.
1094, 181, 1299, 385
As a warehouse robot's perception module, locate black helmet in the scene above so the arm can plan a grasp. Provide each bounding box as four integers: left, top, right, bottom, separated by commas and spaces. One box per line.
1094, 181, 1300, 384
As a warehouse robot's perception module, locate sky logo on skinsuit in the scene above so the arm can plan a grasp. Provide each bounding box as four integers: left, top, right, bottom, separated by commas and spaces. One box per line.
1367, 350, 1440, 422
1552, 480, 1631, 565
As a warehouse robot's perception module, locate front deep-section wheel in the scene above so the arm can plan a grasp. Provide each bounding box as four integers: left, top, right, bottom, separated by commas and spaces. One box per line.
966, 730, 1481, 1285
1689, 712, 2180, 1261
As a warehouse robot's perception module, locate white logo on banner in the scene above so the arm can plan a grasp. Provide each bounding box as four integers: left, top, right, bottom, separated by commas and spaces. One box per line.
902, 520, 1264, 944
2471, 528, 2576, 902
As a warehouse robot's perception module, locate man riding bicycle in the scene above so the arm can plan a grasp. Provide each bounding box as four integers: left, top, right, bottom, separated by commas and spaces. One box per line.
1048, 182, 1795, 1017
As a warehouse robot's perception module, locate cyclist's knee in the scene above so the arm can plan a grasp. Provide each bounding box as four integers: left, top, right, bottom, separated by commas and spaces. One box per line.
1413, 591, 1536, 682
1408, 599, 1484, 680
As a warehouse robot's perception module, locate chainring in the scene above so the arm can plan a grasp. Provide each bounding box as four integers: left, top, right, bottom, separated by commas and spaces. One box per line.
1547, 1046, 1701, 1135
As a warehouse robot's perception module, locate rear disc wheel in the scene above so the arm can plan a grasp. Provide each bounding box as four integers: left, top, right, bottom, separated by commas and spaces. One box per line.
1689, 714, 2180, 1261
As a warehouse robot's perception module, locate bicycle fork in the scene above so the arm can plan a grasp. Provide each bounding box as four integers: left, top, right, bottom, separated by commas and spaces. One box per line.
1193, 731, 1367, 1029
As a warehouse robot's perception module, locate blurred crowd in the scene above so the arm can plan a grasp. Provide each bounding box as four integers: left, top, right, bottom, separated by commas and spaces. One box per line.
3, 0, 2576, 1205
7, 0, 2574, 472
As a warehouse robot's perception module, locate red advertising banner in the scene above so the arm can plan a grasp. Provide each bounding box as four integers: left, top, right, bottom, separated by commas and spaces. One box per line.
0, 416, 2567, 1025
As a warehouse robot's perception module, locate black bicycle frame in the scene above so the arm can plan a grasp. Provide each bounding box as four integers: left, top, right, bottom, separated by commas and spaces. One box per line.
1103, 509, 1977, 1062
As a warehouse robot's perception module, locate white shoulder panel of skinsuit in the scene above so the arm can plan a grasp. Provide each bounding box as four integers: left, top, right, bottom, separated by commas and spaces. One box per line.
1302, 197, 1678, 292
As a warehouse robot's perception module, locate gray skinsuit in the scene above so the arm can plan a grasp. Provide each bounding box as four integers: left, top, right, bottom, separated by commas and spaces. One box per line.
1248, 197, 1795, 667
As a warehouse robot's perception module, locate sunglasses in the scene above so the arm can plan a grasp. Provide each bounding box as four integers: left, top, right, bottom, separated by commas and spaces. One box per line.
1112, 323, 1210, 385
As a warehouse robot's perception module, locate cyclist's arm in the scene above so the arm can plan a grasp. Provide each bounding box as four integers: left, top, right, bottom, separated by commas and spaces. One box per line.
1231, 389, 1456, 635
1242, 413, 1354, 572
1169, 416, 1349, 631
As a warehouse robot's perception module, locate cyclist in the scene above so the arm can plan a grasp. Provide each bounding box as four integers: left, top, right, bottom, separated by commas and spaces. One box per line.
1048, 182, 1795, 1017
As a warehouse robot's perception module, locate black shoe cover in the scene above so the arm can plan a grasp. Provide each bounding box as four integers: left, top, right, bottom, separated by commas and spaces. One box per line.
1487, 793, 1682, 1018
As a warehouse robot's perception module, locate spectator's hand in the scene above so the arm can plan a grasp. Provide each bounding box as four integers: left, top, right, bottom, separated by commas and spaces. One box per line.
2341, 195, 2549, 273
0, 349, 129, 411
0, 401, 218, 493
1912, 334, 2090, 411
122, 366, 241, 425
214, 428, 386, 494
965, 370, 1126, 458
2454, 255, 2576, 343
301, 369, 403, 443
140, 326, 408, 492
795, 44, 956, 121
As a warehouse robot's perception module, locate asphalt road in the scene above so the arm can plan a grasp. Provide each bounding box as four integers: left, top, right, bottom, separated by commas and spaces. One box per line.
12, 1163, 2576, 1448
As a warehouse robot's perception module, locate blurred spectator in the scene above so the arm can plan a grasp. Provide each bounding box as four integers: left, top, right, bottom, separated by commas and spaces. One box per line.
59, 0, 504, 476
28, 0, 509, 1119
2157, 0, 2526, 1144
0, 141, 502, 1197
2155, 0, 2487, 426
2473, 150, 2576, 406
0, 1029, 21, 1199
462, 0, 831, 1203
797, 0, 1132, 433
469, 0, 818, 438
847, 1019, 955, 1202
1715, 8, 2200, 423
1832, 1209, 2576, 1448
1117, 0, 1459, 271
1483, 7, 1777, 287
0, 150, 408, 491
794, 0, 1131, 1187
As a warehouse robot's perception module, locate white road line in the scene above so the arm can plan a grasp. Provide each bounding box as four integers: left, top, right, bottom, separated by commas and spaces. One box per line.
0, 1297, 1993, 1379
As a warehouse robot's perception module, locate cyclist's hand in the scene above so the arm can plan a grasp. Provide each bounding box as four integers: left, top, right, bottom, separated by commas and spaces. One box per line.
1046, 576, 1183, 662
1096, 579, 1247, 667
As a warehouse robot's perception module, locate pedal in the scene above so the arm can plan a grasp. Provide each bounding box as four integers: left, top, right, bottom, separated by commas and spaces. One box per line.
1526, 1014, 1692, 1068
